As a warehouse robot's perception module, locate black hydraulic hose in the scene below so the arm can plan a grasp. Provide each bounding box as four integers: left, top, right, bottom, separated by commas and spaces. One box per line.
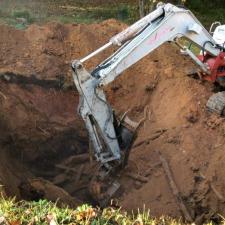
221, 42, 225, 52
91, 10, 166, 78
91, 62, 112, 78
202, 41, 215, 60
91, 22, 153, 78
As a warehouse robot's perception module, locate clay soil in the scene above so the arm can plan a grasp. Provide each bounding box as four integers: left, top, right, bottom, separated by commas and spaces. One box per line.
0, 20, 225, 223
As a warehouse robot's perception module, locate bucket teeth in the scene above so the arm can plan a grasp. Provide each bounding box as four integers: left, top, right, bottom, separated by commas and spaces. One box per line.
123, 115, 140, 130
89, 176, 121, 207
99, 181, 120, 207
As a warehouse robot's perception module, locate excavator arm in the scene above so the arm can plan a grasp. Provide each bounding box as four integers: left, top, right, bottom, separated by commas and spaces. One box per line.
90, 4, 220, 85
72, 3, 225, 202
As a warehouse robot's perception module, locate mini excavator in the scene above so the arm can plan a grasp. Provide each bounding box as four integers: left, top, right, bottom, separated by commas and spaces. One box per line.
71, 3, 225, 205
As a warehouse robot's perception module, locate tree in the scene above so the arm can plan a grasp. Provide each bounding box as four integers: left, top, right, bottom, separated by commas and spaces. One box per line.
139, 0, 145, 18
140, 0, 188, 18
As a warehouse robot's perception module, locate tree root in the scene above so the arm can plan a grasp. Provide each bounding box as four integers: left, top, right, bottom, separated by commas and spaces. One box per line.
159, 152, 193, 222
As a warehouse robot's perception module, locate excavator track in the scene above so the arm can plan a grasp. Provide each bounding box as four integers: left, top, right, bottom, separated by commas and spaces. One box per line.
206, 92, 225, 116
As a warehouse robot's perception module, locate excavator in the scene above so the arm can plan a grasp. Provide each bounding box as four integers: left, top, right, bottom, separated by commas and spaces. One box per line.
71, 3, 225, 205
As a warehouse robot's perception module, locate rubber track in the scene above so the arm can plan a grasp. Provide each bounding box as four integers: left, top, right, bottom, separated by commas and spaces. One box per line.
206, 91, 225, 115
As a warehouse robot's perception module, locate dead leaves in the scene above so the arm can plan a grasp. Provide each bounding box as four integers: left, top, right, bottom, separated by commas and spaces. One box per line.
74, 205, 97, 222
46, 214, 57, 225
0, 217, 5, 224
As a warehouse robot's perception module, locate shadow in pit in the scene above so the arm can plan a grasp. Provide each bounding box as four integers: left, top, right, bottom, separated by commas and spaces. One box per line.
7, 126, 95, 206
0, 72, 73, 90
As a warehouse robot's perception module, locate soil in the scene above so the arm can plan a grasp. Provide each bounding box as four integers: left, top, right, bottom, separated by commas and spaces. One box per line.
0, 19, 225, 223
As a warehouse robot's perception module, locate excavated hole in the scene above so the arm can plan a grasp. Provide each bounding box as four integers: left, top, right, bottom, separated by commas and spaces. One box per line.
1, 21, 225, 223
0, 73, 97, 207
17, 129, 92, 204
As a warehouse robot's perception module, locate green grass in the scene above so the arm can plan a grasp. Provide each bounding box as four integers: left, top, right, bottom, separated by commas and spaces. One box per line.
0, 1, 137, 28
192, 8, 225, 29
0, 193, 224, 225
0, 0, 224, 29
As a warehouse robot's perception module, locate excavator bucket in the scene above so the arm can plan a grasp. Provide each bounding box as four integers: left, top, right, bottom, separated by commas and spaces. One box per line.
88, 113, 141, 206
118, 114, 138, 147
114, 111, 145, 167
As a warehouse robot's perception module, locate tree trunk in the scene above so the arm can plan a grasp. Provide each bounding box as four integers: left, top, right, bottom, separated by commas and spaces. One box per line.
139, 0, 145, 18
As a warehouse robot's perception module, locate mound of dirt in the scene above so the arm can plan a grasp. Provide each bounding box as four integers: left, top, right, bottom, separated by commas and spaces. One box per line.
0, 20, 125, 80
106, 43, 225, 223
0, 20, 225, 223
0, 19, 126, 206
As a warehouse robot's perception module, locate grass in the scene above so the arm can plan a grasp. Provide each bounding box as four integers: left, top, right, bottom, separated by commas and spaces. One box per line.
192, 8, 225, 30
0, 195, 203, 224
0, 190, 225, 225
0, 1, 137, 28
0, 0, 224, 30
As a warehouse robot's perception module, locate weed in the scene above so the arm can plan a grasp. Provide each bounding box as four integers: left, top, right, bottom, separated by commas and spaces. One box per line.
0, 0, 224, 27
12, 10, 34, 24
0, 194, 224, 225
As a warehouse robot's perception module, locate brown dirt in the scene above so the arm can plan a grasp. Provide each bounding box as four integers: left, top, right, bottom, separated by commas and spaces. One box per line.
0, 19, 126, 206
0, 20, 225, 222
105, 44, 225, 223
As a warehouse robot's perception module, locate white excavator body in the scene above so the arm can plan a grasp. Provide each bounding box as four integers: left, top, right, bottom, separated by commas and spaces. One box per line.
210, 22, 225, 46
71, 3, 225, 205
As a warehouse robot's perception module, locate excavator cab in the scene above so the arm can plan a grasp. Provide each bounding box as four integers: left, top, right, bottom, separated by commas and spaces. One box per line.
198, 22, 225, 55
210, 22, 225, 46
207, 22, 225, 87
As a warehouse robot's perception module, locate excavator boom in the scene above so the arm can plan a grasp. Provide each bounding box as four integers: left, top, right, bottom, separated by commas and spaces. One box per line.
72, 3, 225, 204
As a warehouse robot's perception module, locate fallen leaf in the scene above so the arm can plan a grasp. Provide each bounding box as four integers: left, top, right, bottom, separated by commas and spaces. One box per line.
9, 221, 21, 225
46, 214, 57, 225
0, 216, 5, 224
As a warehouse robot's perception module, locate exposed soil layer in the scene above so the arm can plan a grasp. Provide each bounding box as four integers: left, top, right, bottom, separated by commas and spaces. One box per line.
0, 20, 225, 223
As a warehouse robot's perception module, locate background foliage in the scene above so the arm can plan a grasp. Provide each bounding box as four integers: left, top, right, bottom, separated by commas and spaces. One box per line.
0, 0, 224, 29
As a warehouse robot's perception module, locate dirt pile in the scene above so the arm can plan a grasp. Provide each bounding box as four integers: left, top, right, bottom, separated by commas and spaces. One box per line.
0, 19, 125, 205
0, 20, 225, 222
0, 20, 125, 79
106, 44, 225, 223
